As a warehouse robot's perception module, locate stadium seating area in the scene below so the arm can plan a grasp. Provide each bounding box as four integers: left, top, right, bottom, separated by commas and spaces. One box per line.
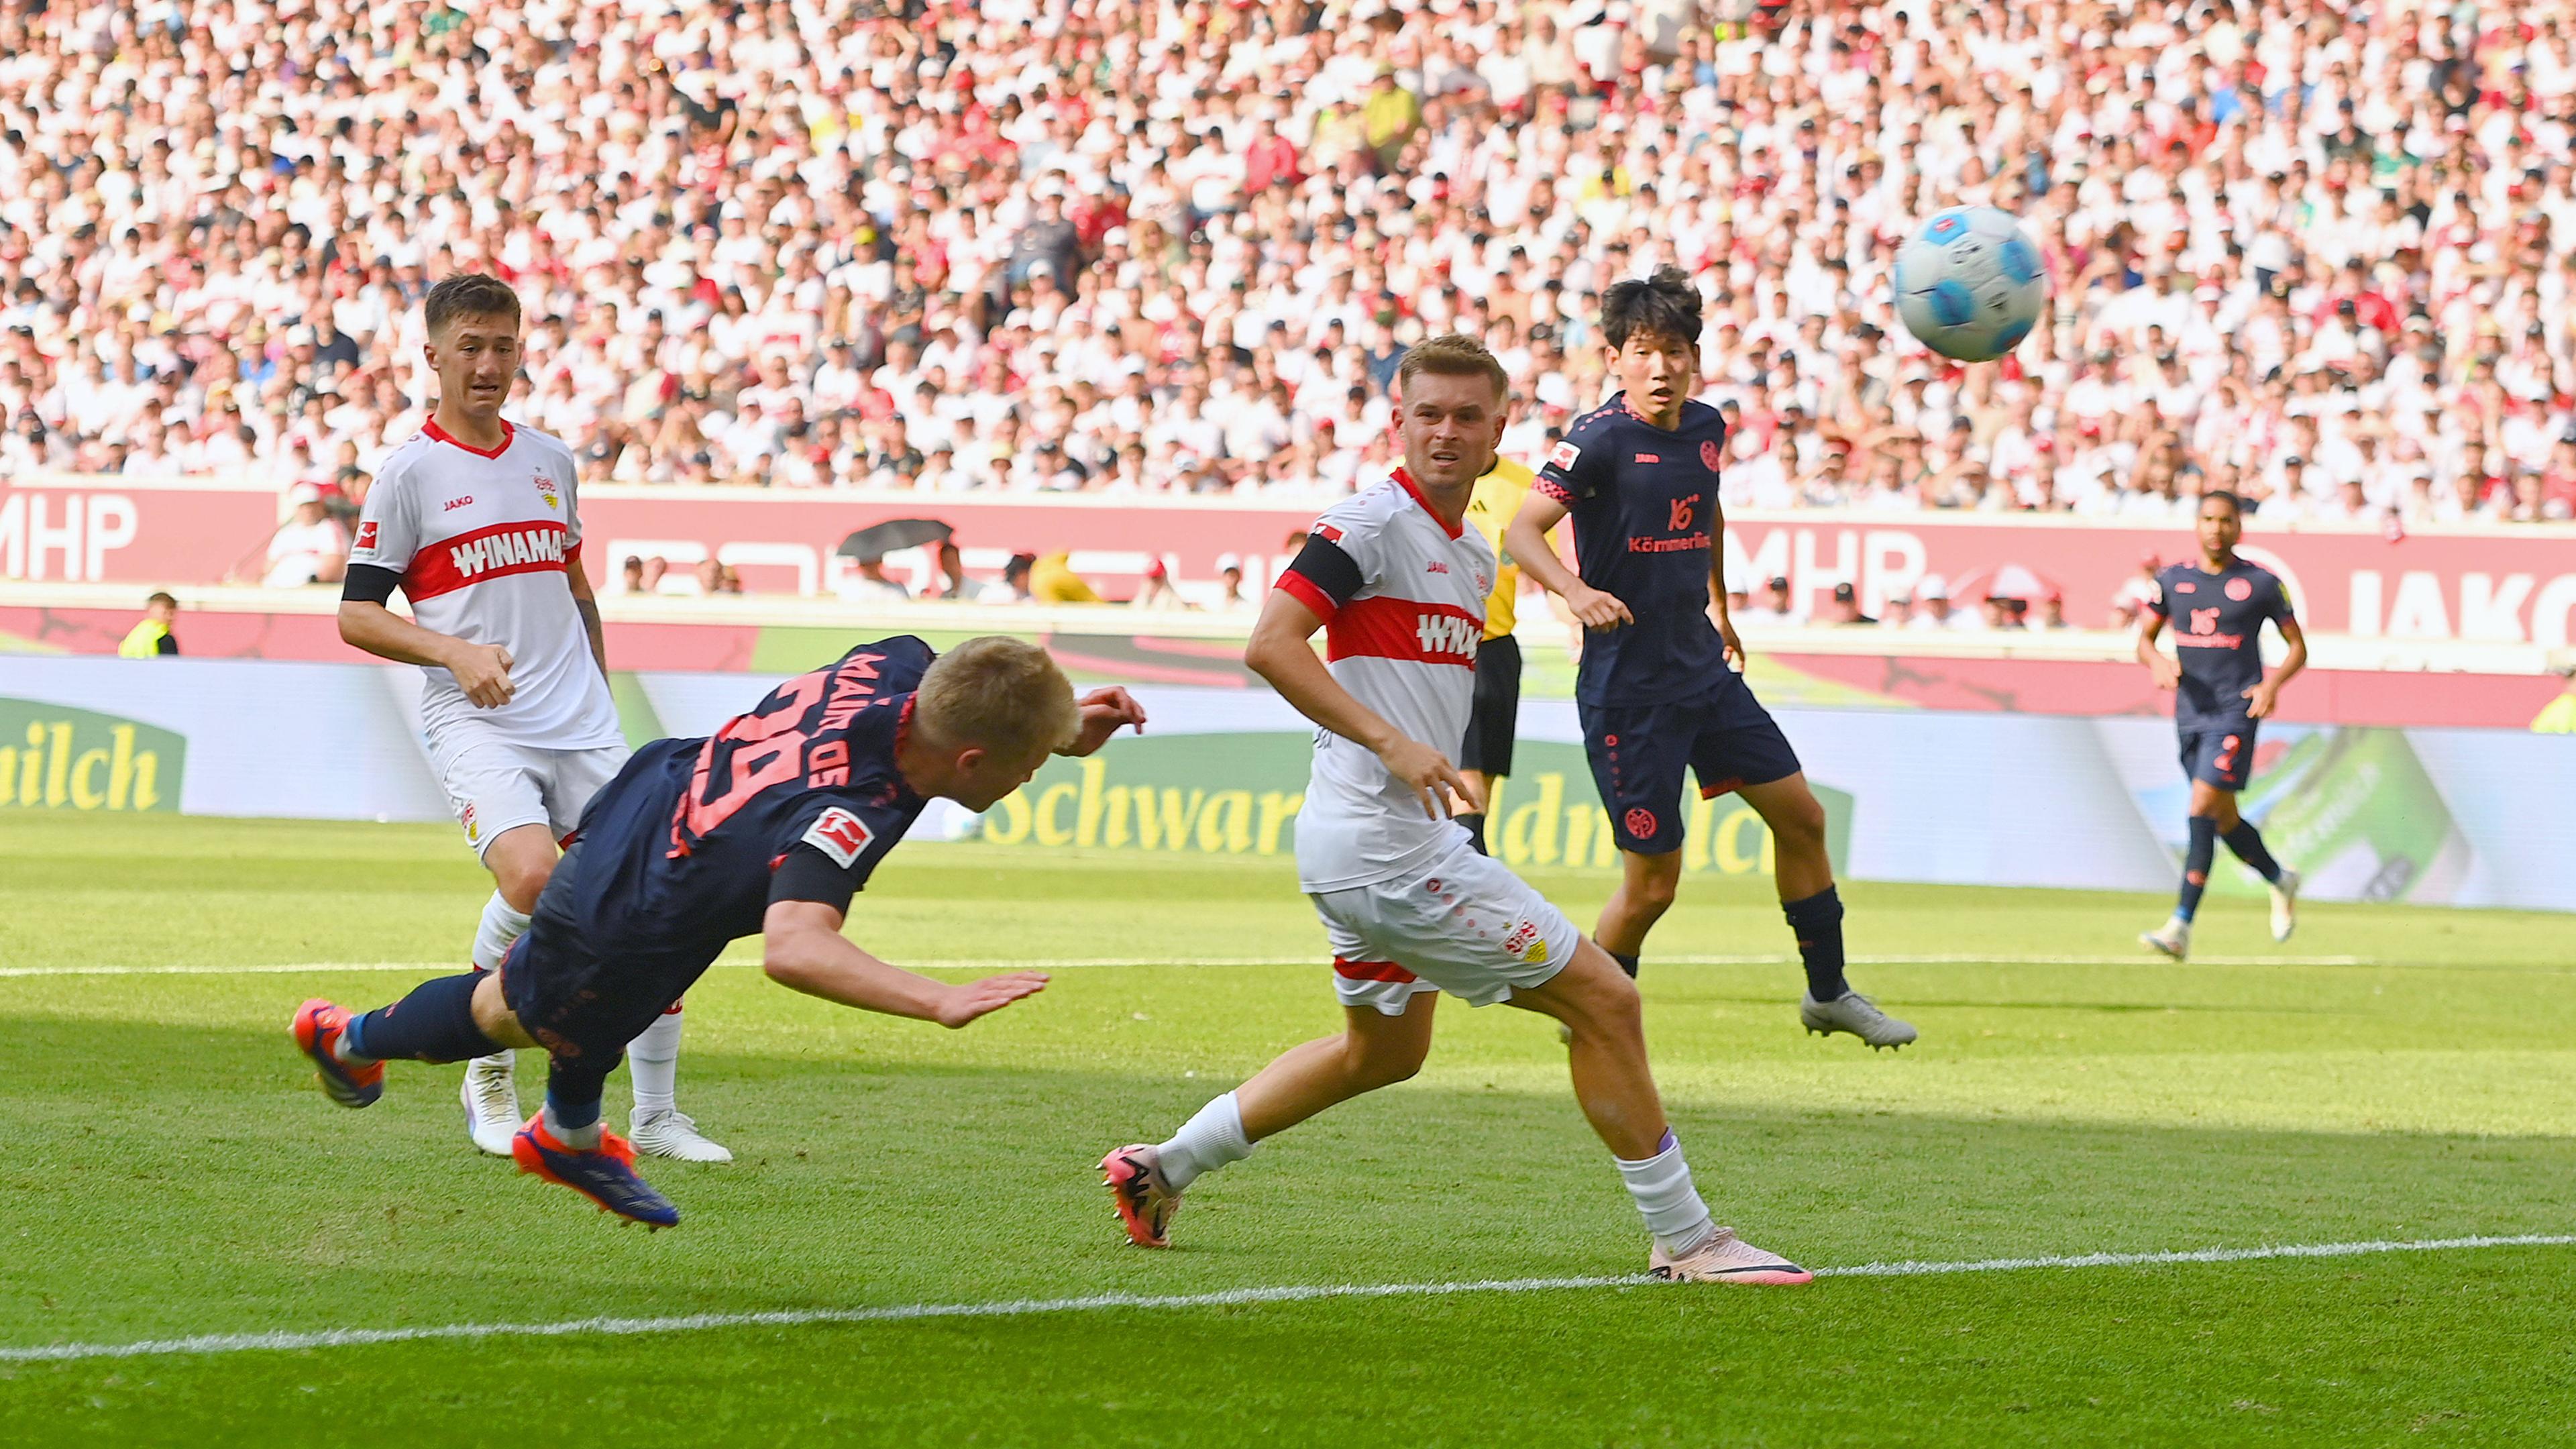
0, 0, 2572, 523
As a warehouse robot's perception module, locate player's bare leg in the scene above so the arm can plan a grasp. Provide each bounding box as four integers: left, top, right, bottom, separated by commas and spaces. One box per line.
1594, 848, 1681, 977
1737, 773, 1916, 1049
1105, 996, 1438, 1247
1509, 941, 1810, 1284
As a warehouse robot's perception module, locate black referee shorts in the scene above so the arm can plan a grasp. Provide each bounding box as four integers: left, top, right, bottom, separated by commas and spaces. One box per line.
1460, 633, 1522, 777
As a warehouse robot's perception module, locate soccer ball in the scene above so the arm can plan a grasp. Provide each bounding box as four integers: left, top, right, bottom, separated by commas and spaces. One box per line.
1893, 207, 2049, 362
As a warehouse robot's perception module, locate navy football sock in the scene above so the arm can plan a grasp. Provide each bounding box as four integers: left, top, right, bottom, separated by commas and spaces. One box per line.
1609, 951, 1640, 979
345, 971, 499, 1063
2221, 820, 2283, 883
542, 1059, 614, 1148
2176, 816, 2220, 921
1458, 813, 1488, 855
1781, 886, 1848, 1000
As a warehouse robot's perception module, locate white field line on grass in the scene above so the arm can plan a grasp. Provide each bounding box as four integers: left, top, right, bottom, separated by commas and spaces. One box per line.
0, 952, 2378, 979
5, 1233, 2568, 1366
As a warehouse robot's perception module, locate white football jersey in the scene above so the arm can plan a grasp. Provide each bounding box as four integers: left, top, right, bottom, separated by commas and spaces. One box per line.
348, 419, 622, 749
1278, 471, 1495, 892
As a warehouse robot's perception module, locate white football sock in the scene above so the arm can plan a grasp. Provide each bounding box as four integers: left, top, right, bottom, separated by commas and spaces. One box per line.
627, 1010, 683, 1118
466, 893, 532, 1076
1156, 1091, 1253, 1191
472, 891, 532, 972
542, 1102, 602, 1150
1614, 1130, 1717, 1254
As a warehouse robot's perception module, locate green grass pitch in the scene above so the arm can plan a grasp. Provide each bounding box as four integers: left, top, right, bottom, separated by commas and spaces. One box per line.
3, 812, 2573, 1446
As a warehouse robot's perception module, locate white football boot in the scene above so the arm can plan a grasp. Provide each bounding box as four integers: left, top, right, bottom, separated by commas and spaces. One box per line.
630, 1109, 734, 1163
461, 1052, 520, 1157
2139, 916, 2192, 961
2269, 867, 2301, 943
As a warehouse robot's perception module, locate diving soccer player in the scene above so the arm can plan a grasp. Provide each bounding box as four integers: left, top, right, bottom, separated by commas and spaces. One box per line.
339, 273, 724, 1162
1503, 267, 1913, 1049
2135, 490, 2306, 958
1100, 335, 1812, 1285
294, 637, 1146, 1224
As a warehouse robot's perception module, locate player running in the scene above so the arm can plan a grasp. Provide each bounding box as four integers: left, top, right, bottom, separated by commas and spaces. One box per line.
1453, 449, 1545, 857
294, 637, 1145, 1225
1504, 268, 1913, 1050
1100, 336, 1812, 1285
2135, 490, 2306, 959
339, 274, 727, 1163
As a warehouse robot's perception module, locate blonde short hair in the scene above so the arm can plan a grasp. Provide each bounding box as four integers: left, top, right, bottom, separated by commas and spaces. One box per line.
1395, 333, 1509, 402
914, 637, 1079, 757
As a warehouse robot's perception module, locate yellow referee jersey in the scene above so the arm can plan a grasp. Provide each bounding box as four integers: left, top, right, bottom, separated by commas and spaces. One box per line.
1462, 457, 1540, 639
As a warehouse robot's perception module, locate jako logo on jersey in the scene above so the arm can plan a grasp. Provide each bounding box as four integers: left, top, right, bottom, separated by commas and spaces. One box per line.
1426, 560, 1450, 574
354, 521, 379, 551
801, 806, 873, 867
1634, 452, 1661, 464
450, 528, 567, 578
1548, 440, 1580, 470
1701, 440, 1723, 472
2175, 581, 2198, 594
1415, 614, 1479, 657
2226, 577, 2253, 601
443, 495, 475, 511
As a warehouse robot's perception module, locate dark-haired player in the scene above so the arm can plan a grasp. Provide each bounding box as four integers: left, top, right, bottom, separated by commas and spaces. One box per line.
1506, 267, 1914, 1049
2135, 490, 2306, 959
339, 273, 723, 1163
293, 637, 1145, 1225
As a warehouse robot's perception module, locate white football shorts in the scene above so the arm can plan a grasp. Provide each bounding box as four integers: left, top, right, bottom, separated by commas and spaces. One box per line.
427, 724, 631, 859
1311, 837, 1580, 1016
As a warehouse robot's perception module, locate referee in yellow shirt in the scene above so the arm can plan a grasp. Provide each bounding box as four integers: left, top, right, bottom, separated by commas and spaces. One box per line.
1457, 454, 1542, 855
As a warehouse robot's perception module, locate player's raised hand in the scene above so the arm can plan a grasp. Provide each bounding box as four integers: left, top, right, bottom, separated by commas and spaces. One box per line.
934, 970, 1050, 1028
1377, 735, 1469, 820
1564, 582, 1633, 632
1064, 687, 1148, 756
449, 642, 517, 708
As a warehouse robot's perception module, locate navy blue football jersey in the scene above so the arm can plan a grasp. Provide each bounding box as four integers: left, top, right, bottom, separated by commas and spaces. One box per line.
1535, 392, 1730, 706
561, 637, 935, 965
2149, 559, 2292, 728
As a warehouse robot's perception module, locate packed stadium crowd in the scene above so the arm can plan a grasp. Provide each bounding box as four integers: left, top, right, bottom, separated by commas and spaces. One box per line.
2, 0, 2575, 526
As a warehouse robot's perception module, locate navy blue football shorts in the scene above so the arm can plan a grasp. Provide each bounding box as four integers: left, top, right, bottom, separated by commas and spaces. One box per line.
499, 840, 710, 1068
1580, 678, 1803, 856
2178, 720, 2257, 791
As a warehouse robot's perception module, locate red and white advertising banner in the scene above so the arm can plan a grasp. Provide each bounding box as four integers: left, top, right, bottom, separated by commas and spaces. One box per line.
9, 479, 2575, 643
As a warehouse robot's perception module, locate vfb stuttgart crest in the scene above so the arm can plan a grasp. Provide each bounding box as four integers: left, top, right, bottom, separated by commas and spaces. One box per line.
1700, 439, 1723, 472
533, 468, 560, 510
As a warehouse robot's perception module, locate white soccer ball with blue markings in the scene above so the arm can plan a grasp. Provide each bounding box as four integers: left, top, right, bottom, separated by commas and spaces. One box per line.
1893, 207, 2049, 362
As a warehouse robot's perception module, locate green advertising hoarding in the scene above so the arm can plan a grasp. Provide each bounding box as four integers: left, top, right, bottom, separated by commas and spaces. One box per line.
980, 732, 1851, 879
0, 699, 184, 812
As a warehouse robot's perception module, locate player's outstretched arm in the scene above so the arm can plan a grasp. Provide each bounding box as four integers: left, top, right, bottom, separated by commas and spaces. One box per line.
1245, 588, 1467, 819
1504, 492, 1630, 631
761, 899, 1047, 1028
2134, 610, 2180, 691
337, 598, 518, 708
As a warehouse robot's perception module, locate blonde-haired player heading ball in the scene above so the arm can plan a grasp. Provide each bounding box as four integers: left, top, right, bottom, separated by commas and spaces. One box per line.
339, 273, 727, 1163
1101, 335, 1812, 1284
